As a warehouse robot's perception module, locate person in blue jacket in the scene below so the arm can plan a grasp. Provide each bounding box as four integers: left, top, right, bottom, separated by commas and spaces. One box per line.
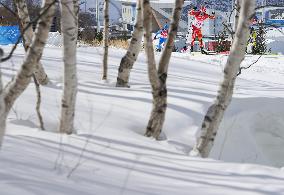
154, 23, 169, 52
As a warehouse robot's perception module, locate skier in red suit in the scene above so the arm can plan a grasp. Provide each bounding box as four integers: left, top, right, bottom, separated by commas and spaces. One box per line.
188, 5, 215, 53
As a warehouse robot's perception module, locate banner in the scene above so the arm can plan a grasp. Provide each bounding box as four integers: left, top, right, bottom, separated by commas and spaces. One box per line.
266, 19, 284, 27
0, 25, 21, 45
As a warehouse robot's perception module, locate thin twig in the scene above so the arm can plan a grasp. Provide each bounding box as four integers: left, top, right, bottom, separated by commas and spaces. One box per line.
237, 55, 262, 76
0, 2, 18, 18
222, 21, 234, 38
32, 75, 45, 130
0, 0, 58, 62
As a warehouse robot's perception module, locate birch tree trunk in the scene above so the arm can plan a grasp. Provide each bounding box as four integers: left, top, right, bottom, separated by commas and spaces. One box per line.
234, 0, 242, 36
102, 0, 109, 80
0, 77, 5, 146
4, 0, 56, 113
33, 75, 45, 130
73, 0, 79, 27
14, 0, 49, 85
143, 0, 184, 139
116, 0, 143, 87
59, 0, 78, 134
0, 0, 56, 144
0, 49, 6, 146
142, 0, 159, 92
15, 0, 46, 131
191, 0, 255, 158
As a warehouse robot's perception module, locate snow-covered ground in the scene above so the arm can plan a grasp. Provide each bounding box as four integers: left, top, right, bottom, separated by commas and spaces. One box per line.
0, 45, 284, 195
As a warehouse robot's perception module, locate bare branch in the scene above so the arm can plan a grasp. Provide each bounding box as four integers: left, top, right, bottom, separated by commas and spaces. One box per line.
0, 0, 58, 63
222, 21, 234, 38
237, 55, 262, 76
0, 2, 18, 18
32, 75, 45, 130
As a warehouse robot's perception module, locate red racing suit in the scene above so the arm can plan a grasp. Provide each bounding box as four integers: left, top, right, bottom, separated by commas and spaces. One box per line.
188, 7, 215, 48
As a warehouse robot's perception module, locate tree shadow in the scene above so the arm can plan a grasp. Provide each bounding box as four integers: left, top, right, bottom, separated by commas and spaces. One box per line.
2, 135, 284, 195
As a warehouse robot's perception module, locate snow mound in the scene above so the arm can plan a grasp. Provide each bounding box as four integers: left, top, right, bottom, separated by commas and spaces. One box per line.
211, 98, 284, 168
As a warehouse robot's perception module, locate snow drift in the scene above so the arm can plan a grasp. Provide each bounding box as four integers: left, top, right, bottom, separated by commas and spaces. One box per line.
211, 98, 284, 167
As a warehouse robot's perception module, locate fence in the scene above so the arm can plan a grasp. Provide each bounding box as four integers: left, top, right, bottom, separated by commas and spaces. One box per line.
0, 25, 21, 45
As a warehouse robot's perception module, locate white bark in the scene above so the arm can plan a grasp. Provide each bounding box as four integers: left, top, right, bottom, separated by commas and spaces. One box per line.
73, 0, 79, 24
59, 0, 78, 134
14, 0, 49, 85
142, 0, 159, 90
4, 0, 56, 113
0, 0, 56, 144
234, 0, 242, 35
143, 0, 184, 139
102, 0, 109, 80
14, 0, 46, 130
116, 0, 143, 87
0, 76, 5, 147
192, 0, 255, 158
0, 49, 6, 146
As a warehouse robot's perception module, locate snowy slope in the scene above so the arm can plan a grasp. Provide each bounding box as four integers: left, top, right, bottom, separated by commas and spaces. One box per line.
267, 27, 284, 54
0, 46, 284, 194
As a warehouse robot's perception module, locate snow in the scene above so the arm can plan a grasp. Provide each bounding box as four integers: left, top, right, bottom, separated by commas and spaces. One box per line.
0, 45, 284, 194
266, 27, 284, 39
266, 27, 284, 54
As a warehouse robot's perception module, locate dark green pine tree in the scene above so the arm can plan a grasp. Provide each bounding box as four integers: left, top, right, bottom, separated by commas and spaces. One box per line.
216, 31, 227, 53
252, 24, 268, 55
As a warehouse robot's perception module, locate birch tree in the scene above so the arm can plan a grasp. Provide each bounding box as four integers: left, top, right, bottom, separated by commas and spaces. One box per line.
234, 0, 242, 36
116, 0, 143, 87
14, 0, 49, 85
0, 84, 5, 145
0, 0, 56, 145
14, 0, 47, 130
33, 75, 45, 130
102, 0, 109, 80
59, 0, 78, 134
0, 48, 6, 145
143, 0, 184, 139
191, 0, 256, 158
